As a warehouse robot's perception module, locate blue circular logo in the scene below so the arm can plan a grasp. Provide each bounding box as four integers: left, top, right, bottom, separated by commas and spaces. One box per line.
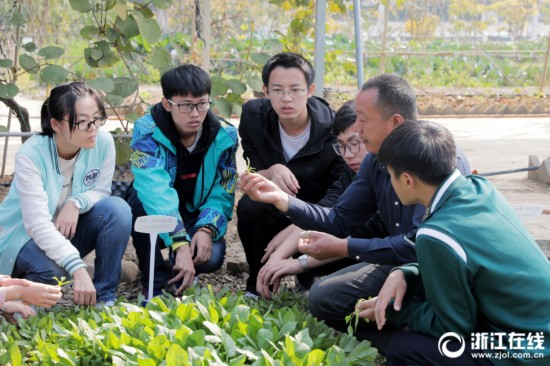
83, 169, 100, 186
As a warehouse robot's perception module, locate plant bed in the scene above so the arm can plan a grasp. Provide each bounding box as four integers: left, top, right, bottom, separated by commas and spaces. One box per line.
0, 287, 381, 365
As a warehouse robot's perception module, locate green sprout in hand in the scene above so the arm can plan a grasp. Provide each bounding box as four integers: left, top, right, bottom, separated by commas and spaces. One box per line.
345, 298, 370, 335
245, 157, 256, 174
53, 276, 73, 287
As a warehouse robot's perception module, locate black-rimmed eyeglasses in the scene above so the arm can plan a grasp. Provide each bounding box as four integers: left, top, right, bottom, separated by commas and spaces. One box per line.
64, 116, 107, 131
332, 140, 362, 156
168, 99, 212, 113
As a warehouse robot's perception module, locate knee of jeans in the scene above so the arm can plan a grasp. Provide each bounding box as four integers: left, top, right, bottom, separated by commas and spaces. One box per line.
28, 266, 67, 285
196, 240, 226, 274
307, 279, 327, 318
96, 197, 132, 234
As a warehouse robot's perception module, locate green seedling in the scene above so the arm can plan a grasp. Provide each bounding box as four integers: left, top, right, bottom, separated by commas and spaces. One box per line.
245, 157, 256, 174
345, 297, 370, 335
53, 276, 73, 287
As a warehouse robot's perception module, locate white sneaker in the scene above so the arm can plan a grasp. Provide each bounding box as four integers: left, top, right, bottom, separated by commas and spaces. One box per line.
244, 291, 259, 299
94, 300, 115, 309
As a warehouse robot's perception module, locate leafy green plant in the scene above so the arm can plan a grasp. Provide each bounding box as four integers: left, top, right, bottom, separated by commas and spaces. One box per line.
244, 157, 256, 175
52, 276, 74, 287
345, 298, 370, 335
0, 286, 379, 365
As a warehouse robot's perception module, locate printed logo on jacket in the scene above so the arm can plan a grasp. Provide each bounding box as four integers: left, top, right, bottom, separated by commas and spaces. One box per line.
83, 169, 100, 186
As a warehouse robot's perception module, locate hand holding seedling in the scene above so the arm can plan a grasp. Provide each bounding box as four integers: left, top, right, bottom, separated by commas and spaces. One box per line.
18, 281, 62, 308
357, 269, 407, 330
239, 172, 290, 212
297, 230, 348, 260
345, 298, 370, 334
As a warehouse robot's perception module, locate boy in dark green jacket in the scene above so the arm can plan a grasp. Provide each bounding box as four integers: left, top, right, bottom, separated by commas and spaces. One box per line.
356, 120, 550, 365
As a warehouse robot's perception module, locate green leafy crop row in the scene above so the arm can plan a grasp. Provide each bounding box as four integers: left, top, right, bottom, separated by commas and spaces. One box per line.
0, 286, 379, 365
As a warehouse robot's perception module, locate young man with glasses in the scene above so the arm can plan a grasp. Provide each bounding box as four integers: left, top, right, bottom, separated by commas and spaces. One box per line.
254, 100, 387, 299
237, 52, 344, 297
126, 64, 239, 298
240, 74, 471, 351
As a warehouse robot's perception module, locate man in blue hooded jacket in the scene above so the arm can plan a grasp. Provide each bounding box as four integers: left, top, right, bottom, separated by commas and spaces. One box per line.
126, 64, 239, 297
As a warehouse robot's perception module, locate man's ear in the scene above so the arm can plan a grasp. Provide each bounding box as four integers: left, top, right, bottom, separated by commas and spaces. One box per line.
307, 83, 316, 98
391, 113, 405, 128
262, 85, 269, 97
402, 172, 415, 189
161, 98, 171, 112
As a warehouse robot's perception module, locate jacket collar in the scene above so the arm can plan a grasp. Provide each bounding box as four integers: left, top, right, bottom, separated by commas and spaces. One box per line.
263, 96, 335, 155
426, 169, 464, 217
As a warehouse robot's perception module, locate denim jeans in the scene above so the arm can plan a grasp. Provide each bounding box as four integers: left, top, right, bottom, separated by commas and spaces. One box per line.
127, 188, 226, 289
13, 196, 131, 302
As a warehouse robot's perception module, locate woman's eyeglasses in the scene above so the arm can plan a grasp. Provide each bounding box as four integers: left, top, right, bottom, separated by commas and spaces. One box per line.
63, 116, 107, 131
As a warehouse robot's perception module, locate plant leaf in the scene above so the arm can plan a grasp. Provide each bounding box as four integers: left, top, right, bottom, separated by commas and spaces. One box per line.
23, 42, 36, 52
0, 82, 19, 99
116, 15, 140, 38
111, 77, 139, 98
151, 46, 172, 71
0, 59, 14, 68
166, 344, 188, 366
212, 97, 232, 118
87, 77, 115, 93
10, 343, 22, 366
69, 0, 92, 13
19, 54, 39, 73
80, 25, 100, 40
250, 52, 271, 65
226, 79, 247, 95
135, 15, 161, 44
38, 46, 65, 59
153, 0, 172, 9
248, 76, 264, 93
41, 65, 69, 84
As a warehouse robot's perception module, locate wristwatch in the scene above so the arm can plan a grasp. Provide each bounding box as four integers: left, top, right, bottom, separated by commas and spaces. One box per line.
298, 254, 309, 271
70, 199, 82, 210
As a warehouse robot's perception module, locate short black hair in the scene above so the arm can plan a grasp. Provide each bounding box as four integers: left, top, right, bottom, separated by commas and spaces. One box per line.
40, 82, 106, 136
378, 120, 456, 186
361, 74, 417, 121
161, 64, 211, 99
261, 52, 315, 87
332, 100, 356, 136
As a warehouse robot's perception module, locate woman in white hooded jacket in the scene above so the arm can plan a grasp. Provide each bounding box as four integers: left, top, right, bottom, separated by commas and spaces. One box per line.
0, 82, 131, 307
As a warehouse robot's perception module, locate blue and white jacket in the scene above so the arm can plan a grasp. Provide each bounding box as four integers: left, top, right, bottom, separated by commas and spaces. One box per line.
130, 105, 239, 246
0, 131, 115, 275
